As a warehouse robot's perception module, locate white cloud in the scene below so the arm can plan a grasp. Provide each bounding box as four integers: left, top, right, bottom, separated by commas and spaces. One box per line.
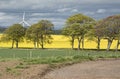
97, 9, 106, 13
31, 13, 47, 16
0, 16, 13, 20
29, 17, 65, 22
84, 12, 95, 15
0, 12, 22, 26
57, 8, 71, 12
0, 12, 14, 20
57, 8, 79, 13
109, 9, 120, 13
0, 0, 26, 9
0, 12, 5, 16
71, 9, 79, 13
31, 13, 54, 16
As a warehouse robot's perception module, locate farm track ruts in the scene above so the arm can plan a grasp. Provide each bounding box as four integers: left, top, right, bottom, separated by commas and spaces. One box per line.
43, 59, 120, 79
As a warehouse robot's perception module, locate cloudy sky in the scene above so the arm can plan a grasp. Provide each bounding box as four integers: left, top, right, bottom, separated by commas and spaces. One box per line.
0, 0, 120, 29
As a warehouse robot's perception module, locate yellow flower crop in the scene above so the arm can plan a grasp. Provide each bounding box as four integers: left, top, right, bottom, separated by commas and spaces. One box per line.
0, 34, 118, 49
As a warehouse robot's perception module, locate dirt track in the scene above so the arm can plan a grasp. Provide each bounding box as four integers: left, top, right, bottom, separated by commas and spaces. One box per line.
0, 60, 48, 79
43, 59, 120, 79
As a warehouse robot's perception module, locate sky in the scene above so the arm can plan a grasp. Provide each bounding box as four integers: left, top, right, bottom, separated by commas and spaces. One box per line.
0, 0, 120, 29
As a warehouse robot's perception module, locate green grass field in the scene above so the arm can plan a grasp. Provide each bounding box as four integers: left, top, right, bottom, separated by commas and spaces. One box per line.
0, 49, 120, 58
0, 49, 75, 58
0, 49, 120, 64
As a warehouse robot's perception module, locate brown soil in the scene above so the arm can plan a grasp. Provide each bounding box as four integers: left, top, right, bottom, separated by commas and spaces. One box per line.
1, 59, 120, 79
0, 60, 48, 79
43, 59, 120, 79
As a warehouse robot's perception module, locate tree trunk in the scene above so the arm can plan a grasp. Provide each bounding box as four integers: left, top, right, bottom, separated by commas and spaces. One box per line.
97, 37, 101, 50
41, 43, 44, 49
34, 41, 37, 49
41, 35, 44, 49
78, 37, 82, 50
11, 40, 14, 48
36, 34, 39, 49
107, 38, 113, 51
81, 36, 84, 49
16, 41, 18, 48
116, 39, 120, 51
37, 41, 39, 48
71, 36, 74, 49
40, 39, 44, 49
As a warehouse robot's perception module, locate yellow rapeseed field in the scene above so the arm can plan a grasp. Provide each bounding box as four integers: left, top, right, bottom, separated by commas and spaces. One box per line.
0, 34, 119, 49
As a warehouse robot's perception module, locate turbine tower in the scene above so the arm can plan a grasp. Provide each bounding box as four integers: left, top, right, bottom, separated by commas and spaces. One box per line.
19, 12, 30, 27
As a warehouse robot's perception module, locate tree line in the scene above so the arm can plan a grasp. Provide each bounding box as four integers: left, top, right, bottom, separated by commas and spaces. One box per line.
1, 13, 120, 51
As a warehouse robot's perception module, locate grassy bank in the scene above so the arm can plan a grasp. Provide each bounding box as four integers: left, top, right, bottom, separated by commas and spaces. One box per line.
0, 48, 120, 64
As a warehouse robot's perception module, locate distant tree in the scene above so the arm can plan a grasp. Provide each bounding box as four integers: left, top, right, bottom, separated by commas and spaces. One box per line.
106, 15, 120, 51
26, 20, 54, 49
63, 13, 95, 50
95, 15, 120, 51
2, 24, 25, 48
25, 23, 38, 48
62, 23, 78, 49
92, 20, 103, 50
54, 29, 61, 35
0, 26, 7, 33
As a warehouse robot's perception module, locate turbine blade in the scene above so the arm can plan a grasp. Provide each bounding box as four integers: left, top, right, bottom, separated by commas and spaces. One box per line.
19, 21, 24, 24
19, 12, 30, 27
24, 21, 30, 26
23, 12, 25, 20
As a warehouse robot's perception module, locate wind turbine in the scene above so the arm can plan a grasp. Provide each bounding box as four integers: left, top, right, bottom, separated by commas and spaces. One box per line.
19, 12, 30, 27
